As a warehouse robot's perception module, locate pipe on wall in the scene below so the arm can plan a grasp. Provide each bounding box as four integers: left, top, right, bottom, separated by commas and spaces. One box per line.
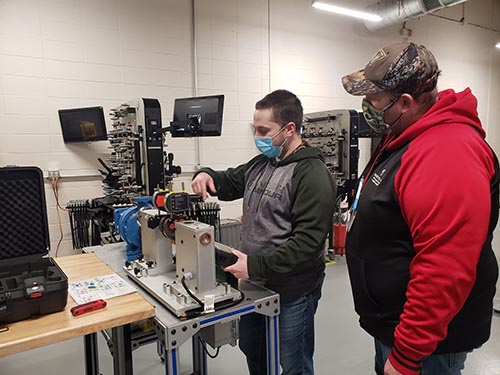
365, 0, 466, 31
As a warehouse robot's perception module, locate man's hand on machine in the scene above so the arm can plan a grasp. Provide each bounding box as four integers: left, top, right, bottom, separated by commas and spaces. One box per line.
224, 249, 249, 279
191, 172, 217, 201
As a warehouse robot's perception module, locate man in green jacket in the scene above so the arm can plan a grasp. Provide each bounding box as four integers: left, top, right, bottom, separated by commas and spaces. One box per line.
191, 89, 336, 375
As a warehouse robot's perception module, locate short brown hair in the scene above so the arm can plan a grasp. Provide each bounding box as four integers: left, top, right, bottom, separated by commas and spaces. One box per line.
255, 89, 303, 130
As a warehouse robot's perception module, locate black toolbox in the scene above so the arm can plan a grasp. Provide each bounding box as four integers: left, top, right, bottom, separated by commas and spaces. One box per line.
0, 166, 68, 324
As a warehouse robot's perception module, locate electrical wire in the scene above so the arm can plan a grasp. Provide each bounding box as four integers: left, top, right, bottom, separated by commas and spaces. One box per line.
180, 275, 246, 320
53, 176, 64, 256
67, 200, 92, 249
198, 336, 221, 359
181, 275, 205, 308
52, 176, 68, 211
51, 176, 64, 257
216, 289, 246, 310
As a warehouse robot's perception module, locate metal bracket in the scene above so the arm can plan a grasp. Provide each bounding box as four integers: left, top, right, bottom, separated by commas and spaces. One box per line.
152, 316, 201, 350
253, 294, 280, 317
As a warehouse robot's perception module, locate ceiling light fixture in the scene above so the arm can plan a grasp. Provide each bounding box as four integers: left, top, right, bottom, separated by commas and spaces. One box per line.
312, 1, 382, 22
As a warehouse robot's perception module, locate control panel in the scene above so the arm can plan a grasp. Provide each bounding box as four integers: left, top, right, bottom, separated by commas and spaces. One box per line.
302, 109, 359, 198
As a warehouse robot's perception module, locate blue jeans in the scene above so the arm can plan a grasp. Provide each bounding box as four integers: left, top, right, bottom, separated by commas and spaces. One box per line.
375, 339, 469, 375
239, 276, 324, 375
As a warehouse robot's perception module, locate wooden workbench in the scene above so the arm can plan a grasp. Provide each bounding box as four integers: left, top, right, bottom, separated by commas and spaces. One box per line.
0, 253, 154, 358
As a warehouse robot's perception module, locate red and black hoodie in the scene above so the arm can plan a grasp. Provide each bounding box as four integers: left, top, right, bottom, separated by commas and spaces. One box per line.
346, 88, 499, 375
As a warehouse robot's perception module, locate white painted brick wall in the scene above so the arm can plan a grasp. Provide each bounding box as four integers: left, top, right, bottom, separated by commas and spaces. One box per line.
0, 0, 498, 256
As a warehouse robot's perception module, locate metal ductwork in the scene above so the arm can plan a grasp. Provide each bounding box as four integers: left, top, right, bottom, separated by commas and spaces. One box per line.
364, 0, 466, 30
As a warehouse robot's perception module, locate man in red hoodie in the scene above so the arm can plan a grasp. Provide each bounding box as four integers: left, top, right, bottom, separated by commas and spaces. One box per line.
342, 42, 499, 375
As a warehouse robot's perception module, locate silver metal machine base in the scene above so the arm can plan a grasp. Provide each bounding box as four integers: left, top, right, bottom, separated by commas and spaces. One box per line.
84, 243, 280, 375
124, 267, 241, 318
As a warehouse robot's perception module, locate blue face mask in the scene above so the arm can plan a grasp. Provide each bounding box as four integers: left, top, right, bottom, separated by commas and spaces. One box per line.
255, 126, 287, 158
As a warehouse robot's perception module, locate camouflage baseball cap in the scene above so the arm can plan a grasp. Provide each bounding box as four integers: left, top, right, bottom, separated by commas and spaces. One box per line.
342, 42, 440, 97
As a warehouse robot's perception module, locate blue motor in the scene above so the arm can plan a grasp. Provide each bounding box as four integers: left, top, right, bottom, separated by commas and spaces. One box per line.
114, 197, 153, 261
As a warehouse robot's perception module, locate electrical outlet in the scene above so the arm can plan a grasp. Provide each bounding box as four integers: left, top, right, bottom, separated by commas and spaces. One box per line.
48, 170, 60, 178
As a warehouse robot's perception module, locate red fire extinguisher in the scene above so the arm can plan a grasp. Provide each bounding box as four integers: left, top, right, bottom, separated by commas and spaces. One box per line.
334, 223, 347, 255
333, 195, 349, 256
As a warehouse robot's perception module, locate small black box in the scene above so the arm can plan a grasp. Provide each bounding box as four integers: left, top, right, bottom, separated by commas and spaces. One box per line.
0, 166, 68, 324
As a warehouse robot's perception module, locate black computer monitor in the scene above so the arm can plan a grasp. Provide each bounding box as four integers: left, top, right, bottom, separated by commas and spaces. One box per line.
170, 95, 224, 137
58, 106, 108, 143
